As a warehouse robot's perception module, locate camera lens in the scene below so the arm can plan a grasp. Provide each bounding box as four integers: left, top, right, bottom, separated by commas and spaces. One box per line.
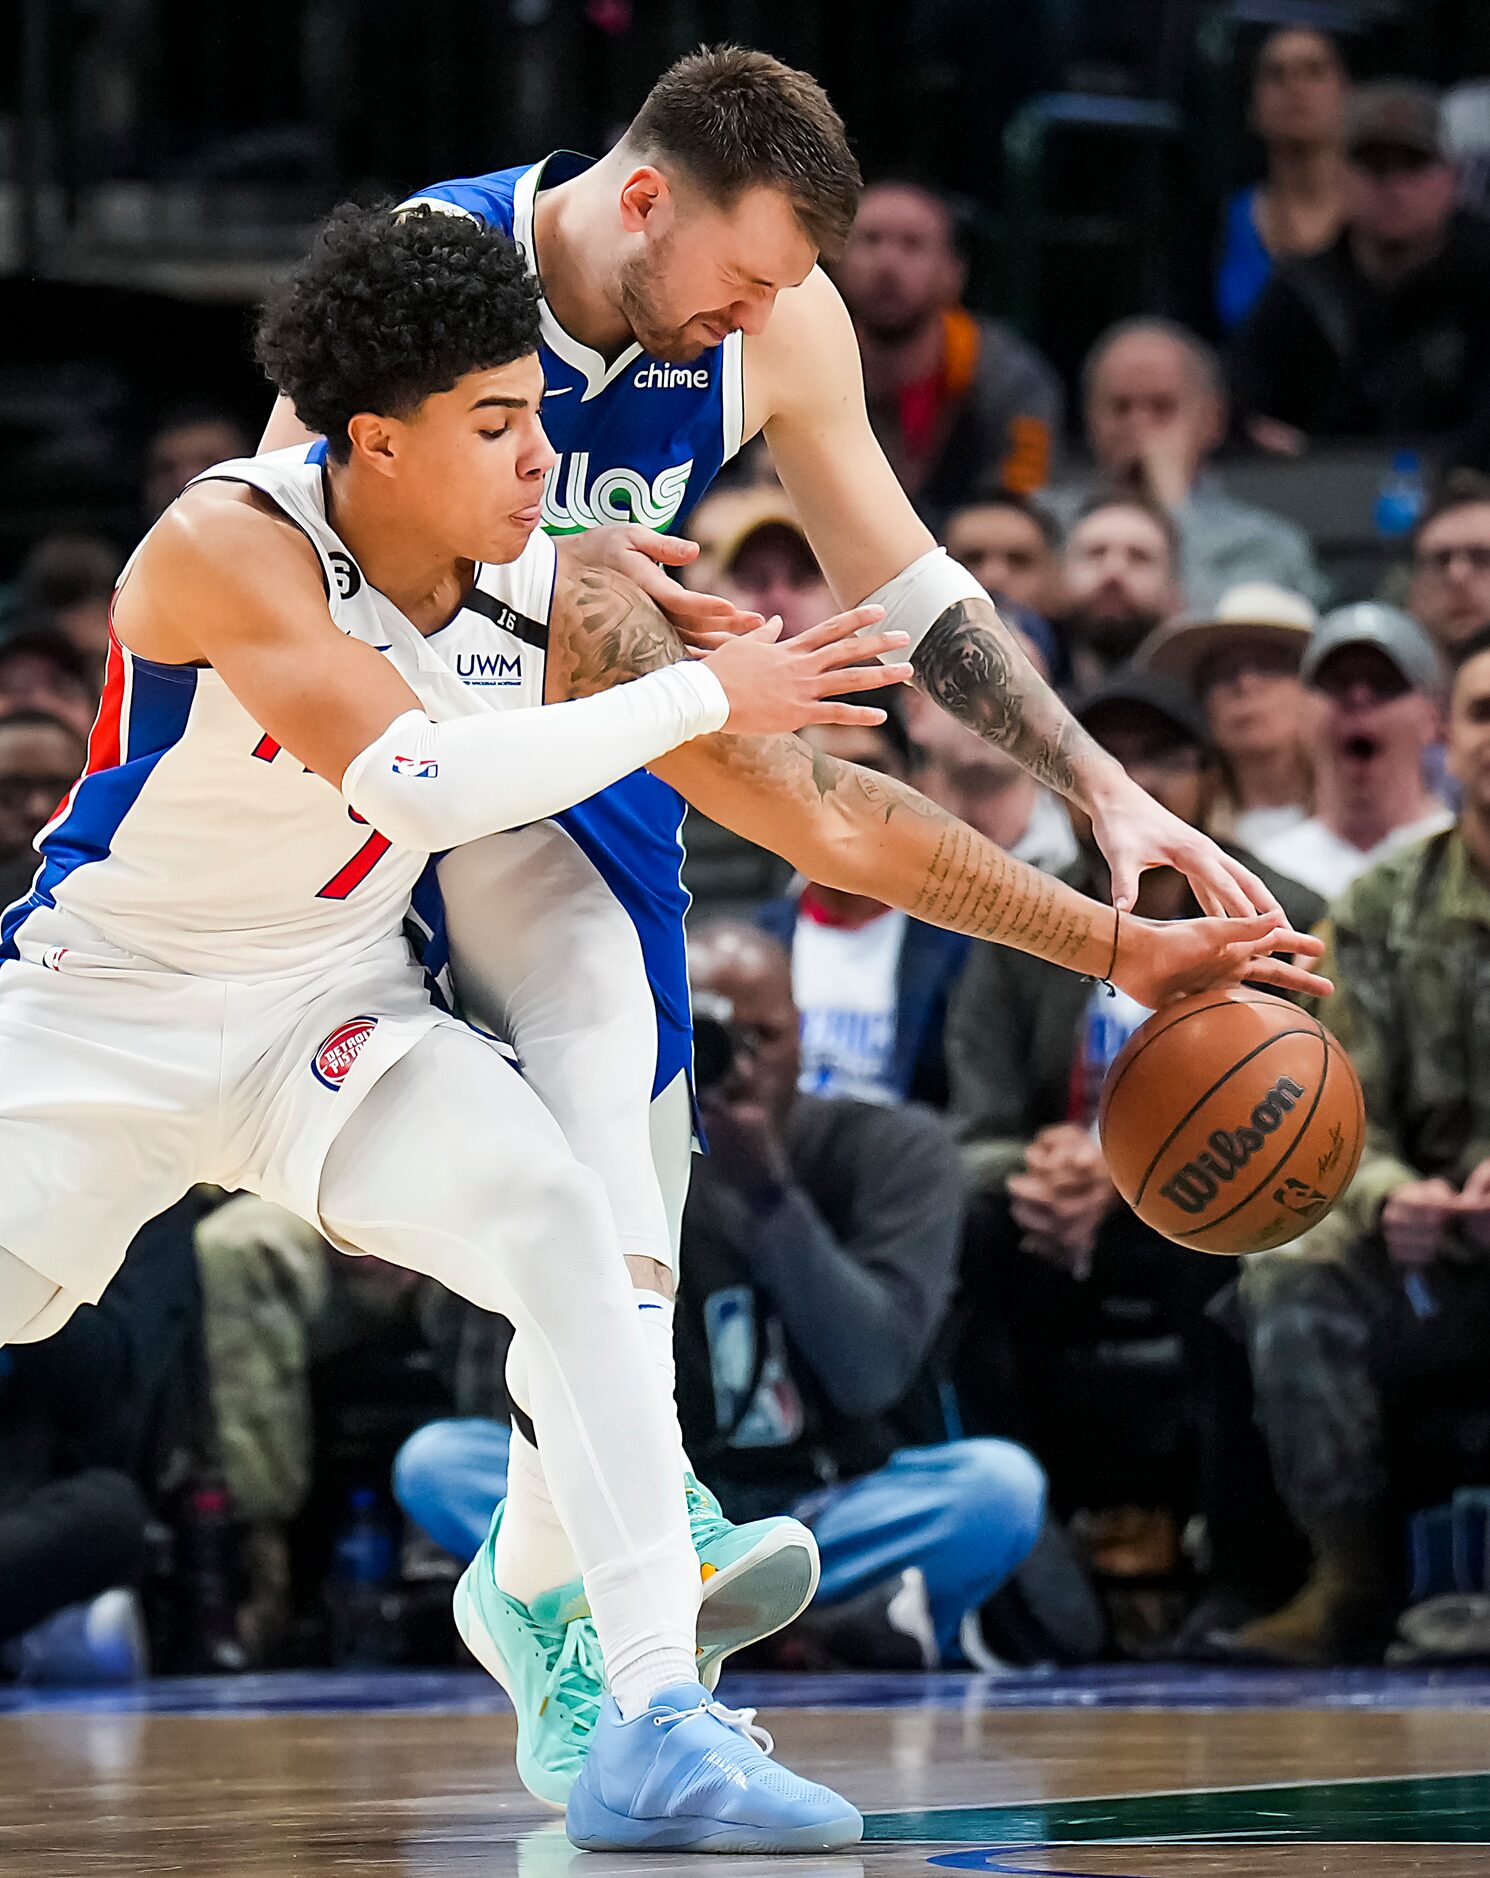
691, 1013, 736, 1094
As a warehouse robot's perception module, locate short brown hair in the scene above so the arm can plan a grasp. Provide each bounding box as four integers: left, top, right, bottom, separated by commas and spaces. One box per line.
1414, 467, 1490, 550
1073, 487, 1182, 572
625, 46, 861, 260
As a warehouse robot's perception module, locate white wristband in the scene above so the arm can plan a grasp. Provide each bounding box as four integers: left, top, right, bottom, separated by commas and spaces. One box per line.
342, 661, 728, 853
861, 547, 987, 659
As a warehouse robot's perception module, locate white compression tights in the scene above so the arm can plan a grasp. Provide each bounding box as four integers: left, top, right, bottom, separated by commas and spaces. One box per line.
318, 1025, 698, 1707
436, 827, 695, 1603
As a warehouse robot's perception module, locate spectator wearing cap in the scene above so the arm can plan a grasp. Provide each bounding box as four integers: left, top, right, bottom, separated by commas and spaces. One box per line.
682, 488, 831, 641
1058, 493, 1185, 689
0, 709, 87, 908
1216, 624, 1490, 1666
943, 491, 1065, 622
948, 671, 1321, 1609
1044, 320, 1326, 614
0, 629, 99, 739
1139, 582, 1317, 853
755, 699, 971, 1111
1216, 27, 1351, 334
1408, 469, 1490, 655
835, 181, 1064, 525
1234, 81, 1490, 458
1248, 603, 1451, 900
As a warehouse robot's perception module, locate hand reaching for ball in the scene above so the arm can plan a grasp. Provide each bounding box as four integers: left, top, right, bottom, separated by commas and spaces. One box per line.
1112, 909, 1331, 1008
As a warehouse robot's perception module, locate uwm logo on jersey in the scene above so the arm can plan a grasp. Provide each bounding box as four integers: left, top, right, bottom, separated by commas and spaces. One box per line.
542, 452, 693, 534
454, 649, 522, 687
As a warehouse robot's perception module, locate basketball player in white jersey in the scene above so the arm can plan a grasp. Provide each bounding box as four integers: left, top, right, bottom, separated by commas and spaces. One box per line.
0, 203, 928, 1852
255, 52, 1335, 1806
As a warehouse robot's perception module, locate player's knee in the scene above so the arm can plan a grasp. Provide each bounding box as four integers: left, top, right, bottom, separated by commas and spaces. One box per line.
952, 1439, 1047, 1560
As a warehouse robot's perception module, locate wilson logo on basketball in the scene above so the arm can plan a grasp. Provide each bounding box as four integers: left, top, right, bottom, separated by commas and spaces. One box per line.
1159, 1076, 1307, 1216
312, 1017, 378, 1090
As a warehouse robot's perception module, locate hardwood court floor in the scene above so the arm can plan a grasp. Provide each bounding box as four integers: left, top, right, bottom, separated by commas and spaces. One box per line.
2, 1667, 1489, 1877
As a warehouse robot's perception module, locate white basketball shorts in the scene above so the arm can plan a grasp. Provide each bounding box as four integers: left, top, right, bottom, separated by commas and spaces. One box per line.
0, 904, 462, 1300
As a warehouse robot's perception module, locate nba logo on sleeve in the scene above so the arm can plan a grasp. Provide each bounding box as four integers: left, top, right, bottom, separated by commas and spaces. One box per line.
392, 754, 439, 778
312, 1016, 378, 1089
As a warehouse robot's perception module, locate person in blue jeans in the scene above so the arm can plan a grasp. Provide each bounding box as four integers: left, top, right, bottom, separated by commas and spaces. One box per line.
396, 921, 1045, 1667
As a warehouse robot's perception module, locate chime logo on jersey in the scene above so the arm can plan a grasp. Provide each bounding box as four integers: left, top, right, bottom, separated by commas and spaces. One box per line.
541, 452, 694, 533
391, 753, 439, 778
312, 1016, 378, 1089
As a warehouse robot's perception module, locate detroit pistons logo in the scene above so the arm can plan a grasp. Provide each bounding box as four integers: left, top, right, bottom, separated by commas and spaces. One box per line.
312, 1016, 377, 1090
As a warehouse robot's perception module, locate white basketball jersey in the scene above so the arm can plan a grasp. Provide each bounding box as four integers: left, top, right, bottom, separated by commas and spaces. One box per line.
3, 444, 555, 979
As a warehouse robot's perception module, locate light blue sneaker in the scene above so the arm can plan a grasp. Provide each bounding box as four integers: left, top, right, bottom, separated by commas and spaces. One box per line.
457, 1489, 819, 1808
453, 1513, 599, 1811
565, 1680, 862, 1853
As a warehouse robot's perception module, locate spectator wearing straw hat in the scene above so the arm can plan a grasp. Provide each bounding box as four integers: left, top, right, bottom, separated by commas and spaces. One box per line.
1139, 582, 1318, 854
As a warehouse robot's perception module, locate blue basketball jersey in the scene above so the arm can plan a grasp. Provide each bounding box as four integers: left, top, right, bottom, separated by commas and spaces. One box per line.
402, 154, 747, 1097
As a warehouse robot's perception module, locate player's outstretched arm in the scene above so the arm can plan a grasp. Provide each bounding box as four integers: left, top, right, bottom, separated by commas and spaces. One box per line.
752, 270, 1280, 925
656, 731, 1329, 1004
543, 559, 1326, 1000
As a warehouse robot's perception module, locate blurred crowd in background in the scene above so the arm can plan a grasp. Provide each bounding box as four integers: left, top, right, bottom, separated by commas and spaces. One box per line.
9, 1, 1490, 1687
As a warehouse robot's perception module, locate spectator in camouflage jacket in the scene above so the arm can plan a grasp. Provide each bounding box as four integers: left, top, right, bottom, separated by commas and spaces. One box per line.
1219, 623, 1490, 1668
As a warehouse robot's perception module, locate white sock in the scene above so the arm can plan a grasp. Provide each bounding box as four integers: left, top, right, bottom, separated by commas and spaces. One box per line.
609, 1637, 701, 1718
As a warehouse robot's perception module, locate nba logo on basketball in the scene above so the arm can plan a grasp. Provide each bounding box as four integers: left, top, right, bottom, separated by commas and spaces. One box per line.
312, 1017, 378, 1089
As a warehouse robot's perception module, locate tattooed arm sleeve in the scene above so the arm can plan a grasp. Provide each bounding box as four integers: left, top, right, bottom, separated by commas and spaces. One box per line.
656, 730, 1113, 977
911, 593, 1120, 806
547, 560, 1114, 978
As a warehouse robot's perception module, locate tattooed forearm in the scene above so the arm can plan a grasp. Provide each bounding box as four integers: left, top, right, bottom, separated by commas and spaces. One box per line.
665, 728, 1103, 972
911, 596, 1113, 804
552, 564, 687, 701
906, 816, 1093, 967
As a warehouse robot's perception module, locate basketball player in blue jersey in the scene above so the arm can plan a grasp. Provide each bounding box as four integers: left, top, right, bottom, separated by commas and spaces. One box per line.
259, 47, 1319, 1801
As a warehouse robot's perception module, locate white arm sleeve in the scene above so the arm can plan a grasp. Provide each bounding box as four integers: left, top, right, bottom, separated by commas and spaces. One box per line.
341, 661, 728, 852
862, 547, 987, 658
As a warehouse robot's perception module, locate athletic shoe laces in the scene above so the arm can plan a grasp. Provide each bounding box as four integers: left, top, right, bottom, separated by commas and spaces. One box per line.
658, 1694, 775, 1759
538, 1617, 603, 1744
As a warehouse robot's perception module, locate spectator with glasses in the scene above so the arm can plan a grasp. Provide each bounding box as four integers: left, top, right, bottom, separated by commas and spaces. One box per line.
1409, 470, 1490, 655
1248, 604, 1450, 899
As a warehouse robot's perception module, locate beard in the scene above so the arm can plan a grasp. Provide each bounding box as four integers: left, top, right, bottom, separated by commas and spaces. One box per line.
1064, 604, 1167, 670
615, 244, 710, 364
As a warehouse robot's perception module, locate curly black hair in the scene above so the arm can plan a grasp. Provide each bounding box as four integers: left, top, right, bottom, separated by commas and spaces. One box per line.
255, 202, 542, 461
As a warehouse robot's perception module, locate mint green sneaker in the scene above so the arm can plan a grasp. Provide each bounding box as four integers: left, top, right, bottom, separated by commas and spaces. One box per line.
685, 1473, 820, 1690
453, 1507, 599, 1811
456, 1485, 819, 1806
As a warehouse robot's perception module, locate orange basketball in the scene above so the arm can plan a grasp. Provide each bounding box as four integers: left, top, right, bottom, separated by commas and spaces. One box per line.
1097, 990, 1364, 1255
